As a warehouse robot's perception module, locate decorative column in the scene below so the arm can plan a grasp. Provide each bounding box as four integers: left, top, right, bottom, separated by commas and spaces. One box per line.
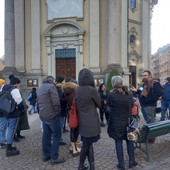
89, 0, 100, 72
31, 0, 41, 73
121, 0, 130, 84
142, 1, 151, 70
108, 0, 121, 65
4, 0, 15, 68
14, 0, 25, 72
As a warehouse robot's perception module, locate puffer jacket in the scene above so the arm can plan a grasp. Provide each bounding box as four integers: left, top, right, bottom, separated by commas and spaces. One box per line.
37, 80, 61, 121
75, 68, 101, 138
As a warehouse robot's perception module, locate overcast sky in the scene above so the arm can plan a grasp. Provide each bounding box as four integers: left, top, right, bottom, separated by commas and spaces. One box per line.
0, 0, 170, 58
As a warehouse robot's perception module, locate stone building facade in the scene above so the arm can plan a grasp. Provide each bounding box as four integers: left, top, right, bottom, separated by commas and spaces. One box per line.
1, 0, 158, 91
151, 44, 170, 84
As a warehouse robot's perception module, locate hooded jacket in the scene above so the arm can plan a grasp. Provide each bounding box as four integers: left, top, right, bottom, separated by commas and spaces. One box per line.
75, 68, 101, 138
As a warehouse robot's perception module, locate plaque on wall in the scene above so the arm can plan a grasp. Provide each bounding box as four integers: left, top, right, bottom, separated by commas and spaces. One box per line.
47, 0, 83, 20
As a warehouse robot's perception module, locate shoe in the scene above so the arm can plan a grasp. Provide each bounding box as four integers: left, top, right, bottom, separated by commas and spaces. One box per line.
42, 156, 51, 162
72, 151, 80, 157
28, 111, 31, 115
6, 146, 20, 157
63, 129, 69, 133
0, 143, 7, 149
17, 135, 25, 139
59, 142, 67, 146
129, 161, 138, 168
6, 149, 20, 157
160, 118, 165, 121
78, 164, 89, 170
51, 157, 66, 165
117, 164, 125, 170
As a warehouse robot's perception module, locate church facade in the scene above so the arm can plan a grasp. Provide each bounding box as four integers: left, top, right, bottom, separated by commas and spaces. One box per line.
2, 0, 158, 89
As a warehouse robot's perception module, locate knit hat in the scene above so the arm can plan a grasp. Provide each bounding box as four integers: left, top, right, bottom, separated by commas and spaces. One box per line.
0, 78, 5, 86
10, 77, 21, 85
56, 76, 65, 83
9, 74, 15, 80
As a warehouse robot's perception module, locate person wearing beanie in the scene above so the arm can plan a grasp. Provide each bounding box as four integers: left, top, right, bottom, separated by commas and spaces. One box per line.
0, 77, 7, 149
2, 76, 24, 157
10, 77, 21, 85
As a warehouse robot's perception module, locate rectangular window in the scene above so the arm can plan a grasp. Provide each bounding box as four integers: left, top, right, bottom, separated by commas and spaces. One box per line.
55, 49, 76, 58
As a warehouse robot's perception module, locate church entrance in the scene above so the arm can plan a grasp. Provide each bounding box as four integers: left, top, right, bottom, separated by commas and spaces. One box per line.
55, 48, 76, 79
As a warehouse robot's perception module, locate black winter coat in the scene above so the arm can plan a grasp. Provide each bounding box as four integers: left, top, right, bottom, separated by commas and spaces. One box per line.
107, 92, 132, 140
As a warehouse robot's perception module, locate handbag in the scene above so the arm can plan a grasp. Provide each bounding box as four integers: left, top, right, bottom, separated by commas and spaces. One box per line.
127, 116, 140, 142
68, 98, 78, 129
127, 96, 140, 142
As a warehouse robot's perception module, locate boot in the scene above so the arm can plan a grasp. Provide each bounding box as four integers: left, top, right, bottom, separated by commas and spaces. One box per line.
78, 143, 89, 170
6, 144, 20, 157
87, 144, 95, 170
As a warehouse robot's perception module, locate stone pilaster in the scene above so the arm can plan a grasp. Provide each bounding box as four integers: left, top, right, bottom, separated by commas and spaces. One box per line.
4, 0, 15, 68
89, 0, 100, 73
14, 0, 25, 72
108, 0, 121, 65
31, 0, 41, 73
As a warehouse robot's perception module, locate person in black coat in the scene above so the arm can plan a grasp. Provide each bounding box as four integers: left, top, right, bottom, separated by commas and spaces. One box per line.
98, 83, 109, 127
107, 76, 138, 170
28, 88, 37, 114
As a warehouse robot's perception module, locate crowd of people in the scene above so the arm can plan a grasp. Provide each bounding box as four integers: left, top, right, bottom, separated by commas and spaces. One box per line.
0, 68, 169, 170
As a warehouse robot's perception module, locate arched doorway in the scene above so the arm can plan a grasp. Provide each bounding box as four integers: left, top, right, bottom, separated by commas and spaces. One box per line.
44, 21, 84, 79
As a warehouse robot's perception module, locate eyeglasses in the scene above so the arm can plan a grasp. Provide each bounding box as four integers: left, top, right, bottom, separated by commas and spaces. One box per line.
142, 75, 148, 77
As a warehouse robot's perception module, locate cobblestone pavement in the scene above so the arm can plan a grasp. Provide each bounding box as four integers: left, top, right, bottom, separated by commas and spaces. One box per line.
1, 112, 170, 170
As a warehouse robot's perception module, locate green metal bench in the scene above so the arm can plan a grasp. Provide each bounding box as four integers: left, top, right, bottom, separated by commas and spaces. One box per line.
134, 120, 170, 161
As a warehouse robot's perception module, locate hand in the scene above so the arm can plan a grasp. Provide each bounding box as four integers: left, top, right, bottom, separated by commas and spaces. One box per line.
129, 86, 137, 92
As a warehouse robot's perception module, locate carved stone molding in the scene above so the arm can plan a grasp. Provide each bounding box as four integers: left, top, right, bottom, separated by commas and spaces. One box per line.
128, 50, 141, 66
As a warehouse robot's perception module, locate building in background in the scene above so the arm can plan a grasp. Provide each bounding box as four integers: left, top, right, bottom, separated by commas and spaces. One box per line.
151, 44, 170, 84
0, 0, 158, 92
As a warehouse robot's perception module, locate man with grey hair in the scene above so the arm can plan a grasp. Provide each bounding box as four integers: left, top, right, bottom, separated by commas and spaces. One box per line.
37, 76, 66, 164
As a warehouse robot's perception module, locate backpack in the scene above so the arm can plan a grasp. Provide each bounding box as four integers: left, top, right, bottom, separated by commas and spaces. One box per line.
27, 93, 32, 101
0, 87, 17, 115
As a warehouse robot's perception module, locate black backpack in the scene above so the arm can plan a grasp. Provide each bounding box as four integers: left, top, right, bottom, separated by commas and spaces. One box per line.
0, 86, 17, 115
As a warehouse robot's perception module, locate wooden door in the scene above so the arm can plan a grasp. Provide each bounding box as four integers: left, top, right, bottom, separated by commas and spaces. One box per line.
56, 49, 76, 79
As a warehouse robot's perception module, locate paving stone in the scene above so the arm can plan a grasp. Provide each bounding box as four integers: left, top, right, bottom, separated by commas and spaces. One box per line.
1, 112, 170, 169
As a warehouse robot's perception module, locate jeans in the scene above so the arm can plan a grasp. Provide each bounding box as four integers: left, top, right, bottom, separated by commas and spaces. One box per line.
6, 117, 19, 144
161, 100, 170, 120
29, 104, 37, 113
0, 117, 7, 144
115, 139, 135, 167
42, 116, 61, 160
141, 106, 156, 124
